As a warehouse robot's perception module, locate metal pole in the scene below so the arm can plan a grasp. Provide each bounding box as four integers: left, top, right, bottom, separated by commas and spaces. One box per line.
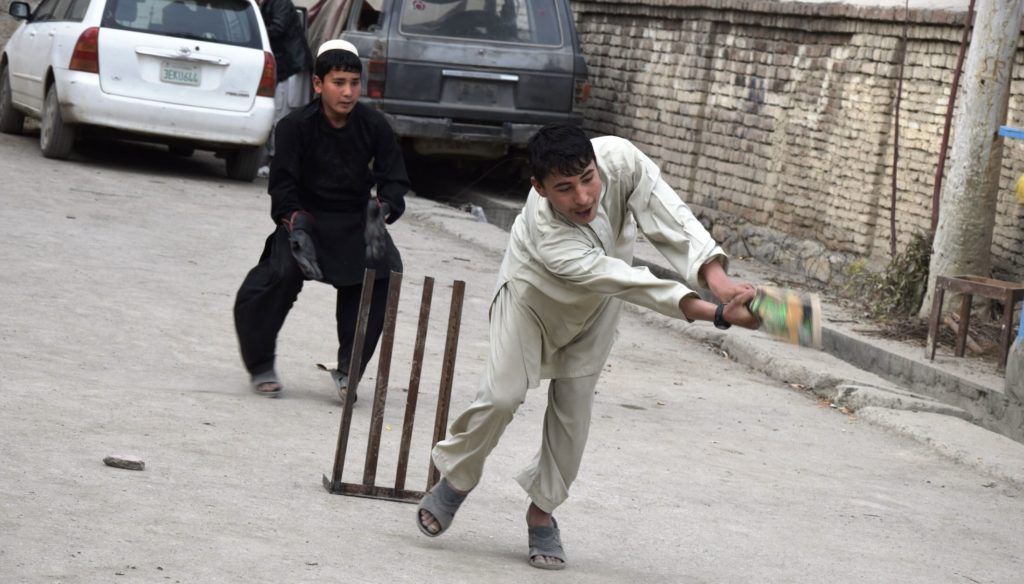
930, 0, 975, 233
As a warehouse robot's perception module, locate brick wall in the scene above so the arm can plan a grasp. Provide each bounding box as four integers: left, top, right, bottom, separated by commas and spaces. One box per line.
573, 0, 1024, 284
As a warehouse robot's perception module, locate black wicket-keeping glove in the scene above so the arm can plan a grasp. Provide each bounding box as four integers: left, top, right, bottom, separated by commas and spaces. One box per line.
365, 199, 390, 261
282, 210, 323, 281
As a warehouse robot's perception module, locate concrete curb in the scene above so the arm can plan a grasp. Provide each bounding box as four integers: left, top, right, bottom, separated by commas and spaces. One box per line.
832, 384, 973, 421
631, 258, 977, 415
822, 327, 1023, 443
631, 305, 972, 419
856, 408, 1024, 490
822, 328, 994, 403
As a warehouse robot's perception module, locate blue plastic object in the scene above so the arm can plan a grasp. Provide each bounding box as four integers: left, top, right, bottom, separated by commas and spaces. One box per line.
998, 126, 1024, 140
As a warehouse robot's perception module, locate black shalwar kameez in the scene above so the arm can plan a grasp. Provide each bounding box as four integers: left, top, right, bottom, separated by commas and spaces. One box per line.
234, 99, 409, 380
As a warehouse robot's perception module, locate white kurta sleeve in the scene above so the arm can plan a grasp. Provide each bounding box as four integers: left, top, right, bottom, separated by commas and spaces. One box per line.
534, 227, 697, 319
623, 146, 727, 289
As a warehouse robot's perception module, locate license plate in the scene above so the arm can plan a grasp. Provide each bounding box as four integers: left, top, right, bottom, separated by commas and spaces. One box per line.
451, 80, 498, 105
160, 61, 201, 86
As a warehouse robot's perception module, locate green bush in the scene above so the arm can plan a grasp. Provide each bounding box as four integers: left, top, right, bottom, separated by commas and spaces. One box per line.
842, 231, 932, 318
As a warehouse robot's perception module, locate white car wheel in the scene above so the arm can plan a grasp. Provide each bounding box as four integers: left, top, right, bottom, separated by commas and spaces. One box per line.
40, 84, 76, 159
0, 65, 25, 135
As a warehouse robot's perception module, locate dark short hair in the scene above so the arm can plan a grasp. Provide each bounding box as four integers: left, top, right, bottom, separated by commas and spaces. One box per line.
527, 124, 595, 185
314, 49, 362, 79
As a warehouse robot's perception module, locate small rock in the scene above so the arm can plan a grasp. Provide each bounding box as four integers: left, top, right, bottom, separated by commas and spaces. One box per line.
103, 455, 145, 471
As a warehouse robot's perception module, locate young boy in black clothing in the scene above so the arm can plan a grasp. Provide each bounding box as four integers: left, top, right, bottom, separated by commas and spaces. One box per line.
233, 40, 409, 400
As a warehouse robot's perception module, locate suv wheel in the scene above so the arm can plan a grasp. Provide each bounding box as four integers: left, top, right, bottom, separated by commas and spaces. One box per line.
40, 84, 76, 159
0, 65, 25, 135
225, 146, 261, 181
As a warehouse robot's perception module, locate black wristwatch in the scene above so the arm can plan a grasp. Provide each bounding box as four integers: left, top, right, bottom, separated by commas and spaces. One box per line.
714, 303, 731, 330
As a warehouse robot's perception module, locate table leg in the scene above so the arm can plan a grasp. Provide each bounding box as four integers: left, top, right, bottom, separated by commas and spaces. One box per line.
954, 294, 972, 357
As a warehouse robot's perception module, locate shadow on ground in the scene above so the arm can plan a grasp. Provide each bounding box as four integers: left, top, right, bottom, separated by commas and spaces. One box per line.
13, 122, 239, 184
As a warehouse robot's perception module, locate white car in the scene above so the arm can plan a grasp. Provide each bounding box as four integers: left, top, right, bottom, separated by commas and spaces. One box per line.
1, 0, 277, 181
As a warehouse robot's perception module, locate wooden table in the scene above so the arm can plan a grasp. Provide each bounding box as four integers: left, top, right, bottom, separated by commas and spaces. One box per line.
926, 275, 1024, 370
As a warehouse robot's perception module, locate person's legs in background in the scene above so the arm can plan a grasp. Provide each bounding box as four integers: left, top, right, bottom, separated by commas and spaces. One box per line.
259, 70, 311, 177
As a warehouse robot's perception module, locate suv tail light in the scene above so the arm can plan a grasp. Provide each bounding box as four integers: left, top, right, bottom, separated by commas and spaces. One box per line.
367, 58, 386, 98
367, 40, 386, 98
257, 52, 276, 97
574, 77, 591, 106
69, 27, 100, 74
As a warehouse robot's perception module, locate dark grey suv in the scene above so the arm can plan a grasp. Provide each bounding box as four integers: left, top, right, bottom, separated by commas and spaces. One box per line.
338, 0, 589, 160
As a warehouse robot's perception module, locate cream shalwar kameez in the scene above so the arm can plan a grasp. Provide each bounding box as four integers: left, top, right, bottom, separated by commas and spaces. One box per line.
432, 136, 728, 513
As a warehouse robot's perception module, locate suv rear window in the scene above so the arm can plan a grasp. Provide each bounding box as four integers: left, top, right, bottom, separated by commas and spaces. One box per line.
399, 0, 562, 46
101, 0, 262, 49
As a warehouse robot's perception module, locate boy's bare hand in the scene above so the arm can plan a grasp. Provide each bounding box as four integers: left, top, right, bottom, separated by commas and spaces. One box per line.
723, 286, 759, 329
700, 260, 754, 303
712, 281, 756, 304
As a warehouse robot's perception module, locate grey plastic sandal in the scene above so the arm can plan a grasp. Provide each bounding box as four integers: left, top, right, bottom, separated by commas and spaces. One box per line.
250, 370, 282, 398
416, 478, 467, 537
331, 369, 357, 404
528, 517, 567, 570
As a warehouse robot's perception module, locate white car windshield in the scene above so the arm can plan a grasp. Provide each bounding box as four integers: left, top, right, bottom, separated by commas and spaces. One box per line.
101, 0, 262, 49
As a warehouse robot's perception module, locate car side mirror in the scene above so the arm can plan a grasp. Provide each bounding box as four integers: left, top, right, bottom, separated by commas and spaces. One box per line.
9, 2, 31, 20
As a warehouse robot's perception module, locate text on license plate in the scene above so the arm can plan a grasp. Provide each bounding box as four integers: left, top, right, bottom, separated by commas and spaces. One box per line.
452, 81, 498, 105
161, 61, 201, 86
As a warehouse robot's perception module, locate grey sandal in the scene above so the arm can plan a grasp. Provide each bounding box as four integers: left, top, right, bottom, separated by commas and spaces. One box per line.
331, 369, 356, 404
416, 478, 467, 537
250, 370, 282, 398
528, 517, 567, 570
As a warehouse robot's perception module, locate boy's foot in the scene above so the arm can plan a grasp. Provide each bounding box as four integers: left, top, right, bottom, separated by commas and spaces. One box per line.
331, 369, 356, 404
416, 478, 468, 537
418, 509, 441, 535
527, 503, 566, 569
250, 370, 282, 398
255, 381, 281, 395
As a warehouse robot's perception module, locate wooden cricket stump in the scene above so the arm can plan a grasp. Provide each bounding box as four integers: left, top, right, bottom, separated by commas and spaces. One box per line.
322, 269, 466, 503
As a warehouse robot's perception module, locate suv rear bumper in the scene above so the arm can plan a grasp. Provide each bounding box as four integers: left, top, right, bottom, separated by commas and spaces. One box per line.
377, 109, 583, 146
56, 71, 274, 148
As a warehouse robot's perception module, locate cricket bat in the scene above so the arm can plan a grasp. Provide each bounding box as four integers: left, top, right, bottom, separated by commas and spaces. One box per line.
746, 286, 822, 349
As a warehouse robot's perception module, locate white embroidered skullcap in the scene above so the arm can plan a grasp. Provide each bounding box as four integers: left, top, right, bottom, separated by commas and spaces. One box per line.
317, 39, 359, 58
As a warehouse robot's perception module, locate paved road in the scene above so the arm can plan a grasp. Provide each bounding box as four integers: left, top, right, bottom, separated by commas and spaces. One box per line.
1, 133, 1021, 583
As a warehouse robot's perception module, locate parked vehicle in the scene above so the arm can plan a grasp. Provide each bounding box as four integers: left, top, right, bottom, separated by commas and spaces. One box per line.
334, 0, 589, 162
0, 0, 277, 181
